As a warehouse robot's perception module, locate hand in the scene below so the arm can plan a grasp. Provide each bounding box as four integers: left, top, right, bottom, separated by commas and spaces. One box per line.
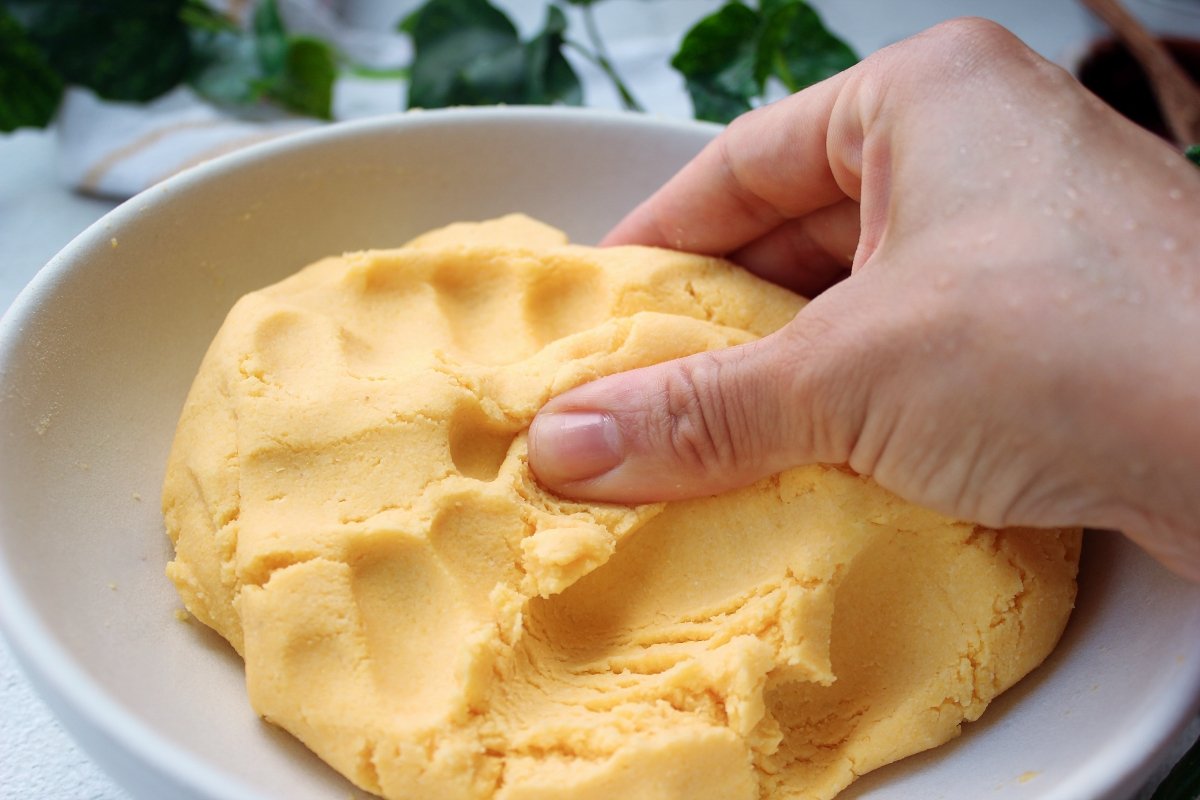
527, 18, 1200, 581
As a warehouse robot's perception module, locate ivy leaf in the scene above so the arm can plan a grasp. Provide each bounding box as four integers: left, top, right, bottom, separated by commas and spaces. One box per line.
757, 0, 856, 92
404, 0, 518, 107
265, 36, 338, 119
457, 46, 528, 105
671, 1, 758, 96
671, 1, 758, 123
522, 5, 582, 105
403, 0, 580, 108
2, 0, 332, 121
0, 7, 63, 131
1188, 144, 1200, 168
189, 28, 261, 107
178, 0, 238, 34
672, 0, 856, 124
191, 0, 337, 120
253, 0, 288, 77
7, 0, 192, 103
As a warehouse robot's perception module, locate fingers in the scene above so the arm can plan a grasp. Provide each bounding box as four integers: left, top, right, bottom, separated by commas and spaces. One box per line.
527, 318, 861, 503
600, 18, 1053, 271
600, 69, 862, 256
728, 198, 860, 296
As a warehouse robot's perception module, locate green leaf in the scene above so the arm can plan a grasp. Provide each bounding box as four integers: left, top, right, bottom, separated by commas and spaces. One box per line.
265, 36, 337, 119
398, 6, 418, 36
190, 1, 336, 119
4, 0, 334, 120
522, 5, 582, 105
0, 7, 63, 131
254, 0, 288, 77
8, 0, 192, 103
683, 77, 753, 124
179, 0, 238, 34
403, 0, 579, 108
671, 1, 759, 123
346, 64, 410, 80
758, 0, 856, 92
671, 0, 856, 123
457, 45, 527, 105
756, 0, 789, 18
404, 0, 518, 108
1187, 144, 1200, 168
189, 28, 263, 107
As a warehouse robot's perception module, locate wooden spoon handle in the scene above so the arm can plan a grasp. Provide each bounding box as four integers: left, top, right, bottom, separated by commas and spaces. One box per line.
1081, 0, 1200, 146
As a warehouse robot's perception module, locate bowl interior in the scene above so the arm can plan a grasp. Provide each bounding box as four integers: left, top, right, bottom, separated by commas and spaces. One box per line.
1, 108, 1199, 800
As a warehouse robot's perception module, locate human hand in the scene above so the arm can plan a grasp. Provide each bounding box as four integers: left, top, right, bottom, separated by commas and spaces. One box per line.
527, 18, 1200, 580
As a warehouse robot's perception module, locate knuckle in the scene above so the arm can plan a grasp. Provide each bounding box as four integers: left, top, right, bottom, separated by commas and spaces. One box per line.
887, 17, 1035, 93
929, 18, 1082, 102
651, 355, 748, 476
920, 17, 1027, 69
781, 299, 902, 466
716, 122, 789, 232
782, 321, 862, 463
927, 17, 1021, 54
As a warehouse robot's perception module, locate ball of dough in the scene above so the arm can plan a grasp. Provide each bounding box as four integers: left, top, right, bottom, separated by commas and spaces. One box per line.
162, 215, 1080, 800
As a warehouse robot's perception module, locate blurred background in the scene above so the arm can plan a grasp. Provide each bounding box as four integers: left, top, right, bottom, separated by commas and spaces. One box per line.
3, 0, 1199, 203
2, 0, 1199, 798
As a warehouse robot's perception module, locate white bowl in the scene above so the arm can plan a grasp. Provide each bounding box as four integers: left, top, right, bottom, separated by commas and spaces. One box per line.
1, 107, 1198, 800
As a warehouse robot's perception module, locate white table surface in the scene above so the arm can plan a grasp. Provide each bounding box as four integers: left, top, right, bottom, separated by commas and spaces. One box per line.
2, 2, 1197, 798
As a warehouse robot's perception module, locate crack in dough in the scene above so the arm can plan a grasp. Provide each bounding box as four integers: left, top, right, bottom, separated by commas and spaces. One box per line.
162, 215, 1081, 800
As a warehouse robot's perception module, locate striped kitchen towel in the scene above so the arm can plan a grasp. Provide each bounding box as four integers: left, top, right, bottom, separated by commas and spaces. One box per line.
56, 85, 320, 199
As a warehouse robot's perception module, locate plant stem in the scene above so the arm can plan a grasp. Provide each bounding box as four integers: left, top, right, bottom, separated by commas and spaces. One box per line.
346, 64, 410, 80
569, 3, 643, 112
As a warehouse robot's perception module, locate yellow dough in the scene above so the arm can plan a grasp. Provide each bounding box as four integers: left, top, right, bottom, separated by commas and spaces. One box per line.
162, 215, 1080, 800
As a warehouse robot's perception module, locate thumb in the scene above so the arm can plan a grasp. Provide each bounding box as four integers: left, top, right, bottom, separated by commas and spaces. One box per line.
527, 324, 856, 503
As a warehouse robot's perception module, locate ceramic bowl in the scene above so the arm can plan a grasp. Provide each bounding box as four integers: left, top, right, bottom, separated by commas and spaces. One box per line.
1, 107, 1198, 800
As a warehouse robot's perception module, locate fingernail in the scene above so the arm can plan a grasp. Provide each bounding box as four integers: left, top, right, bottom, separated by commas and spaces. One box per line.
529, 412, 623, 484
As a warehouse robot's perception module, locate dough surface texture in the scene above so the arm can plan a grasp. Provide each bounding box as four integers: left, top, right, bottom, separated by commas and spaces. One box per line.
163, 215, 1081, 800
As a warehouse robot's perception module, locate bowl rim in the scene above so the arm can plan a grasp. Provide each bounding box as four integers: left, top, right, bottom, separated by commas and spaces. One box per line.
1, 104, 1199, 800
0, 104, 721, 800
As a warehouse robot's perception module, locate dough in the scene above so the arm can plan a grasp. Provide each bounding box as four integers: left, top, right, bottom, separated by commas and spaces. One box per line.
163, 215, 1080, 800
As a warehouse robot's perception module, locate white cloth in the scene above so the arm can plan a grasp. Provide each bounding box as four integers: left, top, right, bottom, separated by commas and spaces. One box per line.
55, 86, 318, 198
